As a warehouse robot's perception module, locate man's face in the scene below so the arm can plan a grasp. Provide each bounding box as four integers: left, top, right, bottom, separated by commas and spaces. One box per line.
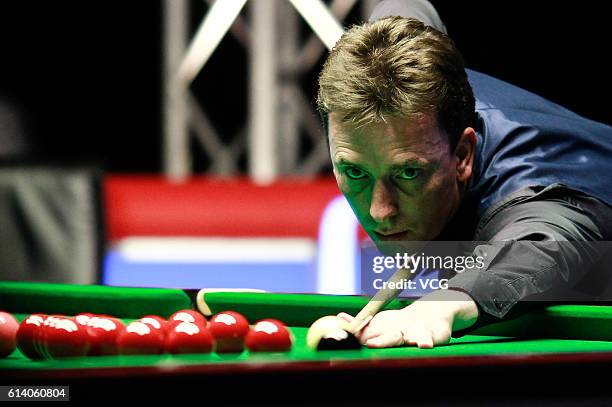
329, 112, 468, 244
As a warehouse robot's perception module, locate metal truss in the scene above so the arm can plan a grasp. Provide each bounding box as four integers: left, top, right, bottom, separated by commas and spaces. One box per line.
163, 0, 379, 183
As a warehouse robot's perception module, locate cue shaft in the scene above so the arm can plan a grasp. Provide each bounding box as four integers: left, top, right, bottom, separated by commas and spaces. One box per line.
346, 266, 414, 334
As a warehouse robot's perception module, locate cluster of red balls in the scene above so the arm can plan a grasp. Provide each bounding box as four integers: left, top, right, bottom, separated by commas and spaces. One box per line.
0, 309, 293, 360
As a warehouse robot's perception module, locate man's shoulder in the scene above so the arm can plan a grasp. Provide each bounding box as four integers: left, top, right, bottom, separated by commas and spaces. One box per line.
467, 69, 585, 122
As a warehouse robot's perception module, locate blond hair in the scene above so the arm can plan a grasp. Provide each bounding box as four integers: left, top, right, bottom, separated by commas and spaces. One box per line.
317, 17, 475, 147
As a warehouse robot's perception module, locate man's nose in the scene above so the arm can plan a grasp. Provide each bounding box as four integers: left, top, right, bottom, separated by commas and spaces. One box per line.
369, 179, 398, 223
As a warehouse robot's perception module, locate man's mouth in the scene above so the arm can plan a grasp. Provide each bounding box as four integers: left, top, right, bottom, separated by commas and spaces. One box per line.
373, 230, 410, 241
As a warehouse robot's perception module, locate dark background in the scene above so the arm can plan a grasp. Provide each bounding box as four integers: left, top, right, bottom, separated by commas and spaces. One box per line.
0, 1, 609, 173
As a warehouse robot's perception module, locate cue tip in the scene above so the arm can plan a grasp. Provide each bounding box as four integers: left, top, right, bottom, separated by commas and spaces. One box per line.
196, 288, 267, 316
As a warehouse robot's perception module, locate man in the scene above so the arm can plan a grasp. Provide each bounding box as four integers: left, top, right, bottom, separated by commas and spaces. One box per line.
317, 0, 612, 348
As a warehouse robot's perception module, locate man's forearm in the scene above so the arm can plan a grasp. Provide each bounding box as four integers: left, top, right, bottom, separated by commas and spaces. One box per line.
448, 188, 608, 327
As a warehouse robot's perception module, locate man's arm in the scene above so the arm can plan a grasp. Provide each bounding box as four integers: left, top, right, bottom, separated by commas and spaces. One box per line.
448, 187, 608, 330
342, 188, 610, 348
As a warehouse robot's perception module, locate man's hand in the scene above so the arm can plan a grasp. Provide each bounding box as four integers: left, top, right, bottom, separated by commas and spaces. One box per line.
338, 289, 479, 349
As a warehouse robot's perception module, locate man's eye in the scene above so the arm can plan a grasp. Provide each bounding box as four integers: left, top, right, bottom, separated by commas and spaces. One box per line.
345, 167, 367, 180
398, 168, 420, 180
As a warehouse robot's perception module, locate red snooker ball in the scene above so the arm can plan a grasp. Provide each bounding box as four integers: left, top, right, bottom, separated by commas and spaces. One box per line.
117, 321, 165, 355
169, 310, 207, 327
164, 322, 214, 354
74, 313, 96, 327
43, 317, 90, 359
16, 314, 46, 360
86, 316, 125, 356
245, 319, 293, 352
208, 311, 249, 353
37, 315, 65, 359
0, 311, 19, 358
140, 315, 168, 332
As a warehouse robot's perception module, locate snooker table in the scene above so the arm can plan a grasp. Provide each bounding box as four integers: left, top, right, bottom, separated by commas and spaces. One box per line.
2, 281, 612, 404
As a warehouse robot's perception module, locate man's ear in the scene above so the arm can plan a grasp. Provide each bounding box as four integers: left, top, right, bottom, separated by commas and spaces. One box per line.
454, 127, 477, 183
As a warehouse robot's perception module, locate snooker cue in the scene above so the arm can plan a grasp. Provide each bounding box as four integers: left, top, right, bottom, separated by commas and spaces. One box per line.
346, 265, 415, 334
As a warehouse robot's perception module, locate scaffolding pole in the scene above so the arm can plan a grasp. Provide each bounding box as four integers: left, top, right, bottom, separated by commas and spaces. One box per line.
248, 0, 278, 184
163, 0, 190, 181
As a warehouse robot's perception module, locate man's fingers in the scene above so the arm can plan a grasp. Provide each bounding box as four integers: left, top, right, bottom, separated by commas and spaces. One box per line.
338, 307, 452, 349
403, 329, 434, 349
431, 323, 452, 346
337, 312, 382, 343
336, 312, 362, 338
359, 326, 385, 344
336, 312, 354, 323
359, 317, 393, 343
416, 334, 434, 349
365, 331, 404, 348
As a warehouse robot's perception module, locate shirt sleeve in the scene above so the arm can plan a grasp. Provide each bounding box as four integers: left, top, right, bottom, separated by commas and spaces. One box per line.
446, 187, 610, 334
